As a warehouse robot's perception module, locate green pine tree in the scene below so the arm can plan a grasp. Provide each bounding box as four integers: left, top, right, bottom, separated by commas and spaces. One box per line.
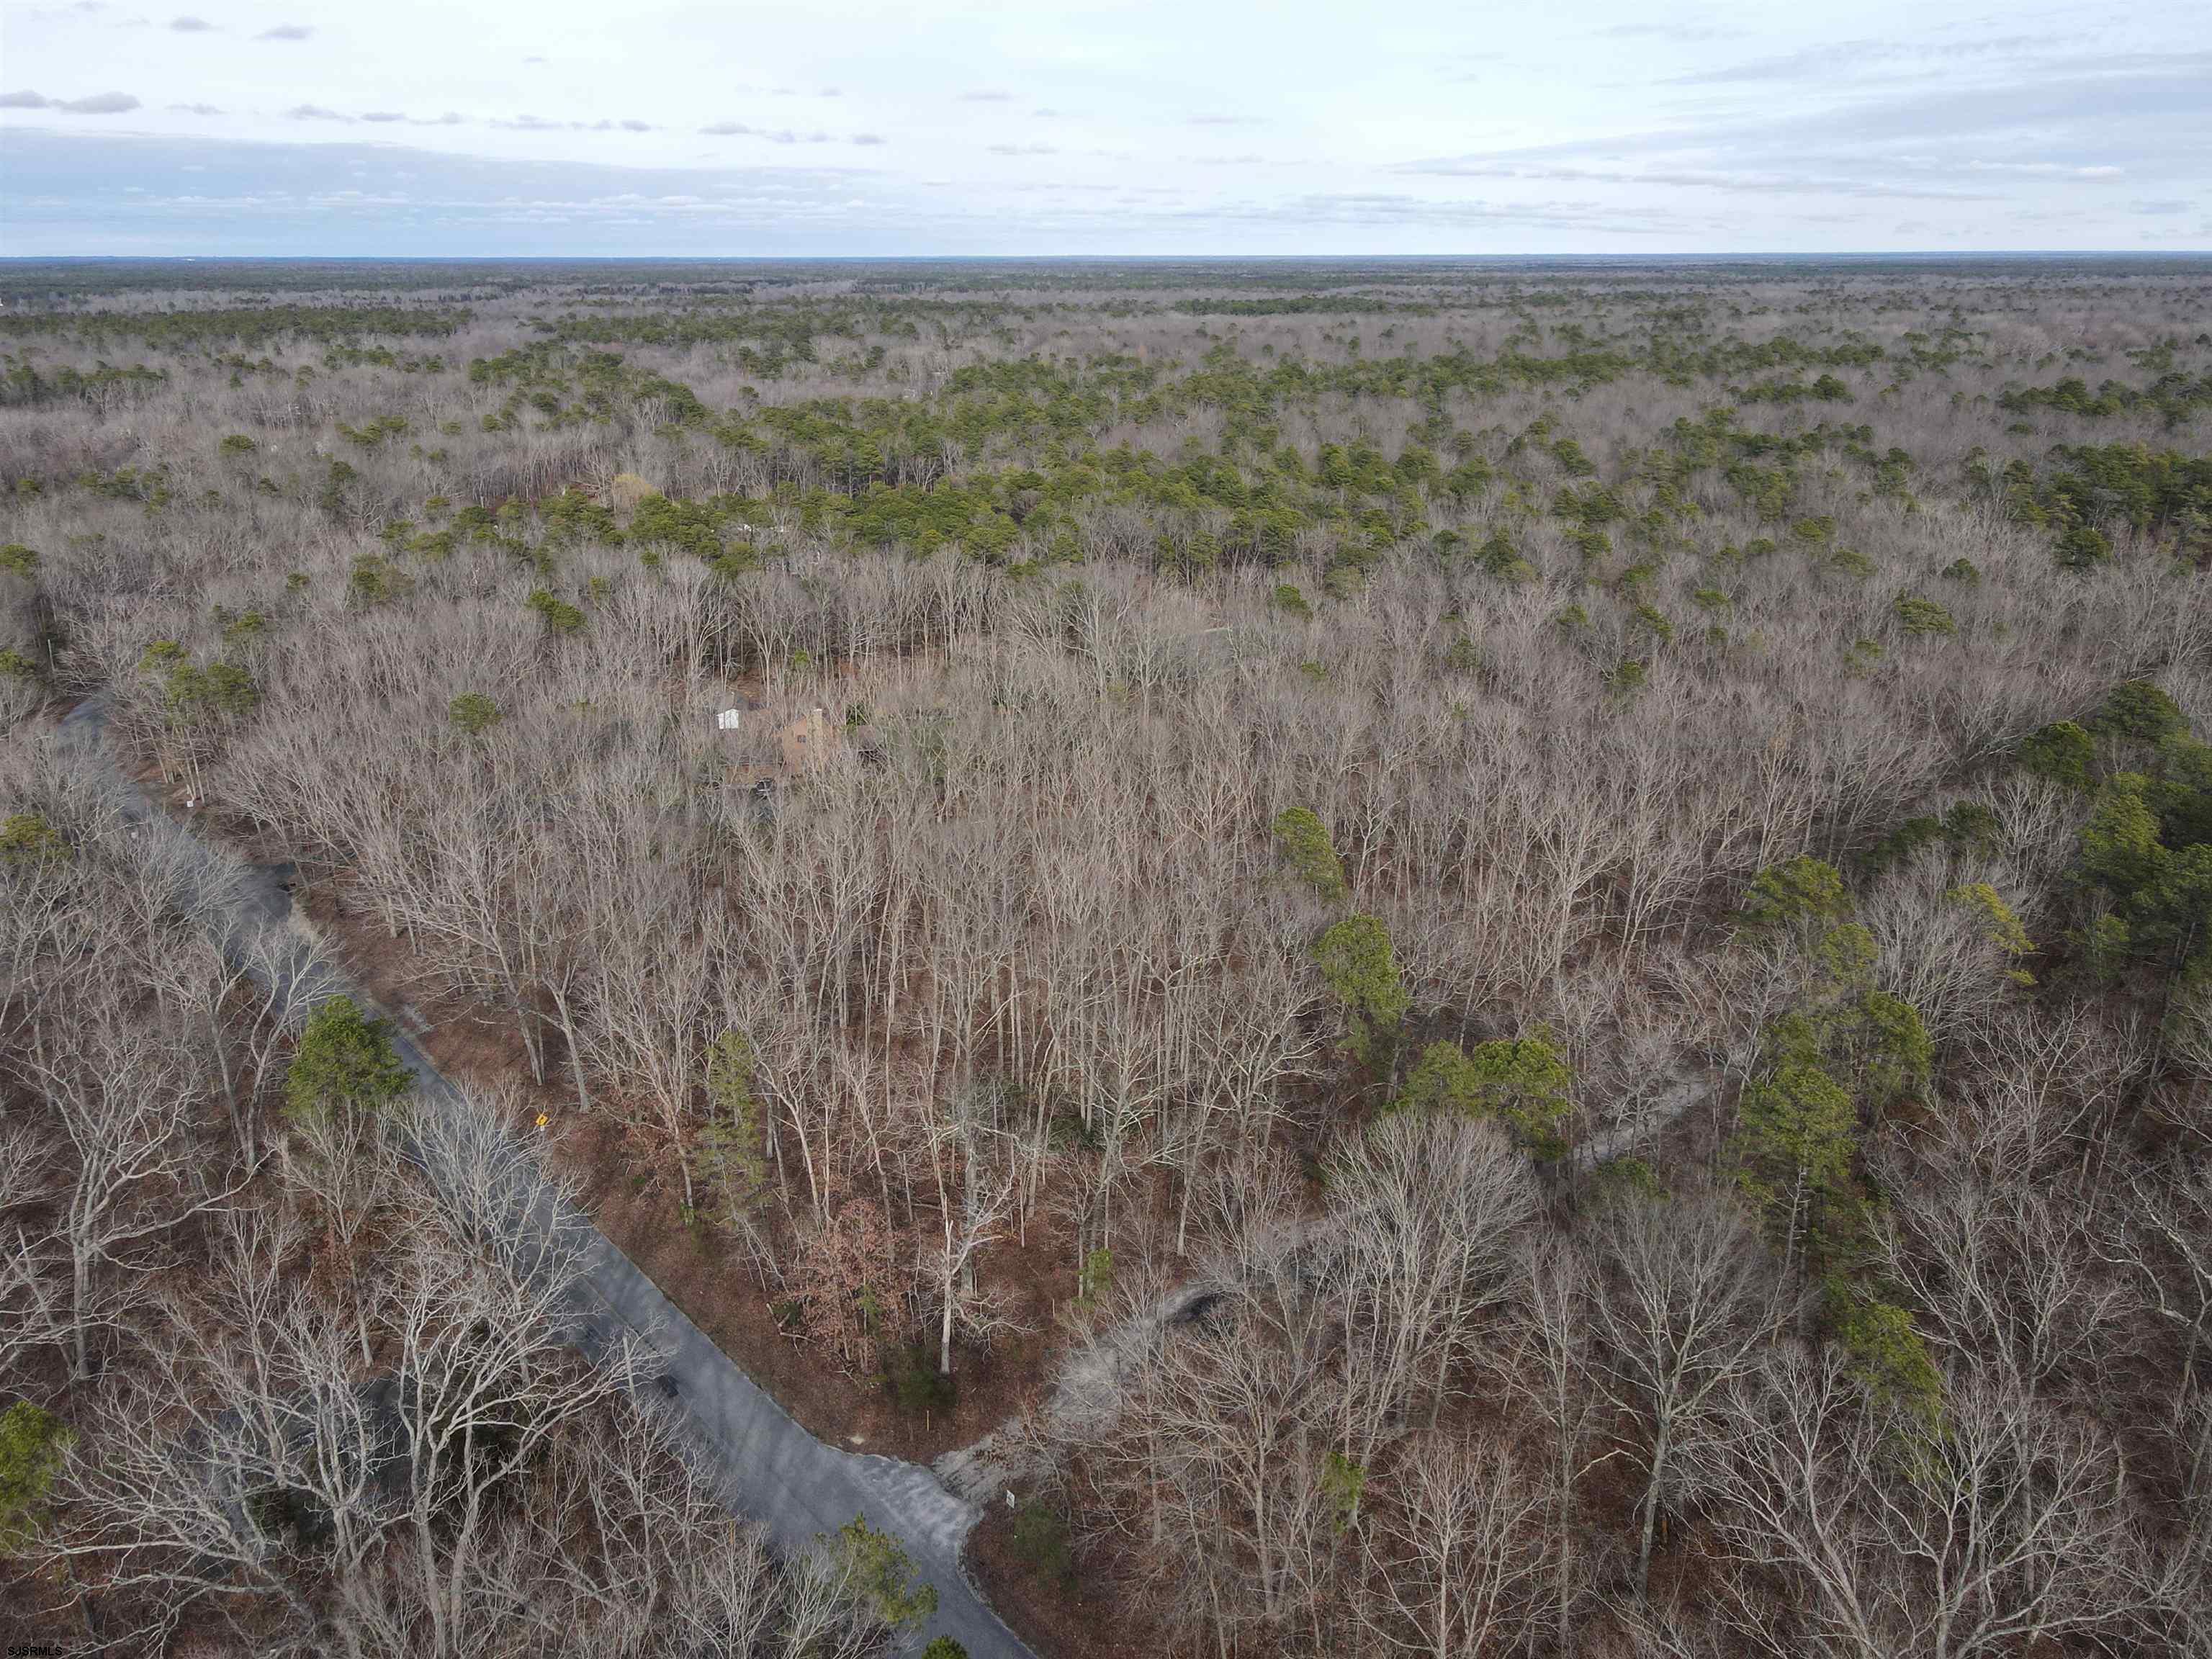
0, 1401, 73, 1554
1734, 1060, 1858, 1285
693, 1030, 769, 1224
830, 1516, 939, 1630
1271, 806, 1348, 903
1313, 915, 1409, 1074
1394, 1036, 1575, 1159
285, 995, 412, 1128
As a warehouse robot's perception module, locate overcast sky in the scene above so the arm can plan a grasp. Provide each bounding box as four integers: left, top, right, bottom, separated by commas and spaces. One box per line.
1, 0, 2206, 255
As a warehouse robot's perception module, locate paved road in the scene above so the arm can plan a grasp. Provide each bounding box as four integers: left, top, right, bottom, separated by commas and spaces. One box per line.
55, 697, 1035, 1659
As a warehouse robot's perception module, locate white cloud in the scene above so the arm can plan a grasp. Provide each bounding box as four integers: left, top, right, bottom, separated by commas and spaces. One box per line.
701, 120, 831, 144
1, 89, 142, 113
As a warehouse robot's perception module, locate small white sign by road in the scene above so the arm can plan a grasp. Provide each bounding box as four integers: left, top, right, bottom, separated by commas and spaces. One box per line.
716, 709, 742, 731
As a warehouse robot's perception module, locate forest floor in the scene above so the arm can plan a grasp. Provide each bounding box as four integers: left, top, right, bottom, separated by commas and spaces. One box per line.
274, 858, 1161, 1659
91, 721, 1046, 1658
113, 728, 1251, 1659
284, 864, 1127, 1659
967, 1506, 1159, 1659
102, 710, 1082, 1469
276, 861, 1074, 1463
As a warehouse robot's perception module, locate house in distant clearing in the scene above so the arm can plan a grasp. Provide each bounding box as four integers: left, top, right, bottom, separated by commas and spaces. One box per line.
777, 706, 832, 773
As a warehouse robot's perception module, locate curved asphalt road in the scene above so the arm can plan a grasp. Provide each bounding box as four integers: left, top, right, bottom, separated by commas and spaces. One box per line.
55, 696, 1035, 1659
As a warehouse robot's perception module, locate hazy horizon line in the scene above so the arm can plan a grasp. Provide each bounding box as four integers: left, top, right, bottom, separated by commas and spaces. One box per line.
6, 251, 2208, 264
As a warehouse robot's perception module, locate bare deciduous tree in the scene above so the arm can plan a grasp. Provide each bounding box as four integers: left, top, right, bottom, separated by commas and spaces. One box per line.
1354, 1431, 1552, 1659
1712, 1343, 2156, 1659
1588, 1191, 1777, 1599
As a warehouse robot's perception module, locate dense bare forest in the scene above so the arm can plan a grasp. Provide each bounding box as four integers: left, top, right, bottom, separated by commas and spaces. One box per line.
3, 256, 2211, 1658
